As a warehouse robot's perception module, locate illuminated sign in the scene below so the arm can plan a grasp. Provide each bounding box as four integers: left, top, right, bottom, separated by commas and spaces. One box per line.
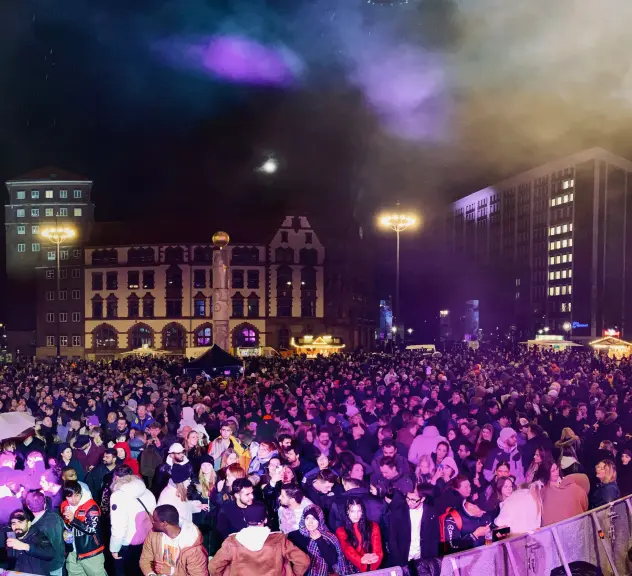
604, 329, 621, 337
572, 322, 589, 329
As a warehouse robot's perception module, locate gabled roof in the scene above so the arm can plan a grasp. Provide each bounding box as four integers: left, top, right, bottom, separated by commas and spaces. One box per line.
7, 166, 90, 183
186, 344, 242, 369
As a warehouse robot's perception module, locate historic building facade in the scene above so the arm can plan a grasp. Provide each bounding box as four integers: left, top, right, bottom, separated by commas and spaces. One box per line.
82, 215, 330, 357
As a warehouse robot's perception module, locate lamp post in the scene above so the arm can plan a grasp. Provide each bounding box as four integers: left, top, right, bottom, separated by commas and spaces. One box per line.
41, 226, 76, 358
378, 204, 417, 339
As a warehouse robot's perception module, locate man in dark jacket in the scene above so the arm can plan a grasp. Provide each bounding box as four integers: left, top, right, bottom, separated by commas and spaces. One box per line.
388, 483, 440, 576
85, 448, 117, 505
6, 509, 55, 576
328, 475, 387, 531
24, 490, 66, 576
216, 479, 256, 539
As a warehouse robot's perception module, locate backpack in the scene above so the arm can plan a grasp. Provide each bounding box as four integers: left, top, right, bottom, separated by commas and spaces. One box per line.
140, 445, 163, 478
438, 507, 462, 555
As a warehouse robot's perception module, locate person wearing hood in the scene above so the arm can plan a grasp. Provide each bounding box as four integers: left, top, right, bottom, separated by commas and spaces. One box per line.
208, 421, 246, 472
158, 463, 205, 523
483, 428, 525, 485
124, 399, 138, 423
209, 501, 309, 576
247, 440, 278, 476
617, 449, 632, 497
73, 434, 105, 473
140, 504, 209, 576
114, 441, 141, 476
61, 480, 106, 575
152, 442, 191, 499
110, 468, 157, 576
407, 426, 451, 467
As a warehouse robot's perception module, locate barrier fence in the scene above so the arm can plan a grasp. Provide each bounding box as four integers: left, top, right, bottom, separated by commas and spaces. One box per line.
435, 494, 632, 576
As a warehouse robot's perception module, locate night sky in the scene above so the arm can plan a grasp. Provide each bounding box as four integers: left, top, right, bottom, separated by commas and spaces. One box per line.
3, 0, 632, 335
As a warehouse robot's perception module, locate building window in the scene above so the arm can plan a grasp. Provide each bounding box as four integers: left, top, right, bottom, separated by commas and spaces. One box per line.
128, 294, 139, 318
236, 327, 257, 347
46, 336, 55, 347
46, 270, 54, 279
562, 270, 567, 279
550, 257, 555, 265
194, 295, 206, 317
128, 247, 155, 264
301, 296, 316, 317
74, 208, 82, 217
561, 286, 567, 295
555, 286, 560, 295
106, 272, 118, 290
60, 250, 69, 260
232, 293, 245, 318
166, 266, 182, 288
562, 178, 574, 189
247, 294, 260, 317
32, 243, 40, 252
92, 273, 103, 290
196, 326, 213, 346
143, 271, 155, 289
31, 190, 39, 199
280, 231, 288, 243
93, 325, 117, 349
16, 209, 24, 217
73, 189, 82, 199
275, 247, 295, 263
48, 251, 56, 261
278, 328, 290, 349
247, 270, 260, 289
164, 247, 184, 264
47, 208, 55, 217
17, 225, 25, 235
555, 271, 561, 280
106, 295, 118, 319
193, 246, 213, 263
31, 208, 39, 217
232, 270, 244, 289
60, 269, 67, 279
128, 271, 140, 289
549, 271, 554, 281
46, 190, 54, 199
72, 336, 81, 346
59, 312, 67, 322
17, 243, 25, 252
130, 325, 152, 349
59, 290, 67, 301
301, 267, 317, 290
193, 270, 206, 289
58, 208, 68, 217
60, 190, 68, 198
561, 303, 567, 312
46, 291, 54, 301
305, 232, 313, 244
92, 299, 103, 319
16, 191, 25, 200
166, 299, 183, 317
72, 312, 81, 322
73, 249, 81, 258
32, 225, 39, 234
46, 313, 55, 323
143, 295, 155, 318
163, 324, 185, 349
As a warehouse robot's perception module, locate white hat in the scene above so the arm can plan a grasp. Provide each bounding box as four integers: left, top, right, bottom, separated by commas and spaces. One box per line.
168, 442, 185, 454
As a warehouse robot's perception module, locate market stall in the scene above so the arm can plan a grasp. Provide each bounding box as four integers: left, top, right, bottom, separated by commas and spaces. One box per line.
291, 335, 345, 358
589, 330, 632, 358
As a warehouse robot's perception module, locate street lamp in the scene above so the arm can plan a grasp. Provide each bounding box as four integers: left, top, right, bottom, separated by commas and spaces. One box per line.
41, 226, 76, 358
378, 204, 417, 336
407, 328, 413, 335
258, 156, 278, 174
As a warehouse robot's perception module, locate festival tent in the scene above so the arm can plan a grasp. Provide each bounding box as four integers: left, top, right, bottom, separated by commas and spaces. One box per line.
184, 345, 243, 377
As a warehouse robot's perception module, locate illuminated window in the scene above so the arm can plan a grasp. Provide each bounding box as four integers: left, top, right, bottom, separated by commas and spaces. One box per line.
556, 241, 561, 249
561, 303, 567, 312
569, 223, 573, 232
555, 286, 560, 295
569, 269, 572, 278
17, 209, 24, 217
556, 226, 561, 235
550, 242, 555, 251
556, 255, 561, 264
570, 193, 574, 202
562, 254, 567, 263
31, 190, 39, 199
562, 270, 567, 279
561, 286, 567, 295
32, 243, 40, 252
17, 225, 25, 234
46, 190, 53, 199
568, 285, 572, 294
74, 208, 82, 217
555, 271, 561, 279
550, 257, 555, 265
562, 224, 568, 233
562, 239, 567, 248
549, 227, 555, 236
569, 303, 572, 312
549, 271, 555, 280
569, 254, 573, 262
58, 208, 68, 216
45, 209, 53, 217
563, 195, 569, 203
31, 208, 39, 217
569, 238, 573, 247
16, 191, 25, 200
556, 197, 562, 206
550, 199, 556, 208
32, 225, 39, 234
549, 287, 555, 296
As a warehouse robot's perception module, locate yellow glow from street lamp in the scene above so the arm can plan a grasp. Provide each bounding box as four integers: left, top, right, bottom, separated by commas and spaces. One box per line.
377, 211, 417, 232
41, 226, 76, 243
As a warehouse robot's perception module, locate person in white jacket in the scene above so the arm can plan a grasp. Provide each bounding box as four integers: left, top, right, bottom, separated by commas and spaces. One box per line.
109, 468, 157, 575
408, 426, 451, 466
157, 463, 206, 523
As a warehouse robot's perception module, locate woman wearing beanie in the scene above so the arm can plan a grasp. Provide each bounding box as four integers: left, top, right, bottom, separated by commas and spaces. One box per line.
158, 463, 207, 522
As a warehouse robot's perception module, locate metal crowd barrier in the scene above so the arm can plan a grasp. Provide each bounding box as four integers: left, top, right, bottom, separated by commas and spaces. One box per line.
436, 494, 632, 576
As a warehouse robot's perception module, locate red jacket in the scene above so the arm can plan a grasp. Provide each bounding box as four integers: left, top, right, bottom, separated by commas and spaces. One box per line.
114, 441, 141, 476
335, 521, 383, 572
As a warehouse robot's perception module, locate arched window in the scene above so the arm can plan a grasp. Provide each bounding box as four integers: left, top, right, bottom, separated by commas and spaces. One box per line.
93, 324, 117, 349
301, 267, 317, 290
195, 325, 213, 346
275, 247, 294, 264
129, 324, 153, 349
193, 246, 213, 263
163, 324, 185, 349
299, 248, 318, 266
127, 293, 139, 318
235, 325, 258, 348
142, 293, 155, 318
166, 265, 182, 288
106, 294, 118, 319
164, 247, 184, 264
128, 247, 154, 264
277, 265, 293, 317
232, 292, 245, 318
93, 249, 118, 266
193, 292, 206, 317
247, 293, 260, 317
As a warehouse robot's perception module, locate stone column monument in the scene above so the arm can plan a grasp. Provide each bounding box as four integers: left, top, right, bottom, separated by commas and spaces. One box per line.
212, 231, 230, 351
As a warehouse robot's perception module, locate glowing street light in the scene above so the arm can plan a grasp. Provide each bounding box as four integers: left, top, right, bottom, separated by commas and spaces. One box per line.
562, 321, 572, 332
41, 226, 76, 358
258, 157, 278, 174
378, 203, 418, 337
407, 328, 413, 334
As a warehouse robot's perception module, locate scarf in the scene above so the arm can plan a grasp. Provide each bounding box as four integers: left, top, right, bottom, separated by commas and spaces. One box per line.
298, 505, 353, 576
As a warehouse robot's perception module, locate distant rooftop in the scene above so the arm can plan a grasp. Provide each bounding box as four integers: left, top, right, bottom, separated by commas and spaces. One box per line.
7, 166, 91, 183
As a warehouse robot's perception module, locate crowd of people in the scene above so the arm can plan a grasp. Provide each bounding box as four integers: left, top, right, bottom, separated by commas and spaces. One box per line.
0, 345, 631, 576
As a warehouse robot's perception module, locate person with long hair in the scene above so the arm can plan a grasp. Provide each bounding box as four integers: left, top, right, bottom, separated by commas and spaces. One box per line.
525, 447, 553, 484
335, 498, 383, 572
535, 459, 589, 525
191, 458, 218, 555
56, 443, 85, 482
215, 463, 246, 504
484, 476, 515, 517
592, 459, 620, 508
415, 454, 436, 485
295, 504, 352, 576
157, 463, 207, 522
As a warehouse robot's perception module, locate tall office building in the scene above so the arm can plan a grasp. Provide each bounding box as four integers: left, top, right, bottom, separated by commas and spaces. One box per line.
445, 148, 632, 339
4, 167, 94, 358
